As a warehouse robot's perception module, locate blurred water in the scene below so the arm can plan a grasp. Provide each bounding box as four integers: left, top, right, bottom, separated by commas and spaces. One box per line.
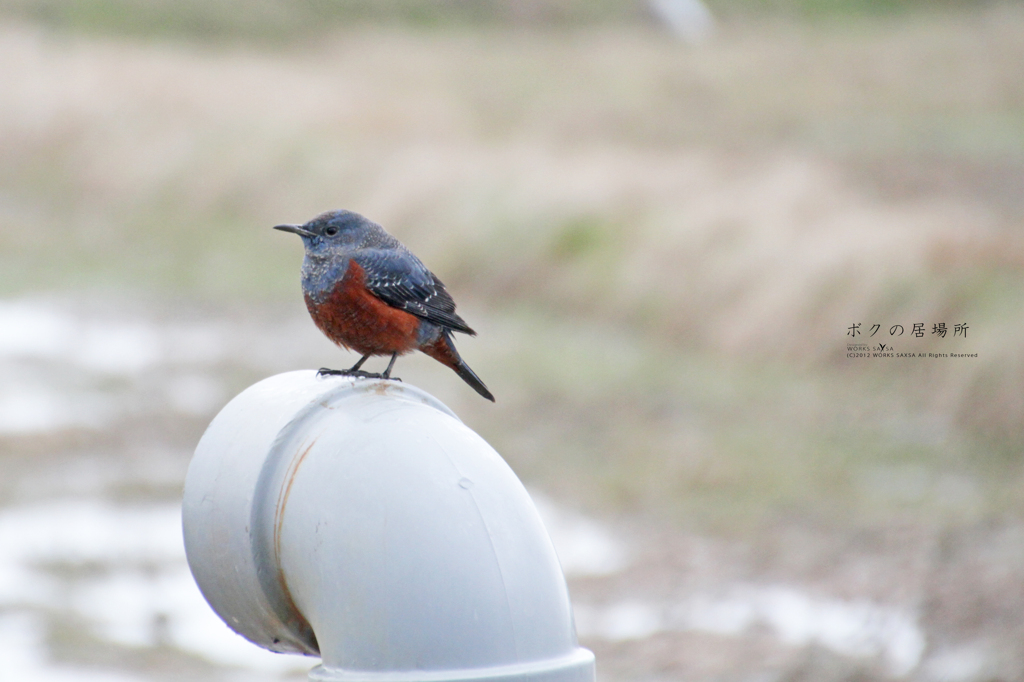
0, 492, 931, 679
0, 495, 626, 679
574, 586, 925, 676
0, 611, 146, 682
0, 500, 315, 678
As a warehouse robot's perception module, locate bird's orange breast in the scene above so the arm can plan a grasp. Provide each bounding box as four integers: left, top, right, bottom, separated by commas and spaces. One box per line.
305, 259, 421, 356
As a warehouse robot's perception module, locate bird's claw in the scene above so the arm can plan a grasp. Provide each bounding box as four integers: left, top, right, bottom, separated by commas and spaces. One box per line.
317, 367, 404, 382
317, 367, 382, 379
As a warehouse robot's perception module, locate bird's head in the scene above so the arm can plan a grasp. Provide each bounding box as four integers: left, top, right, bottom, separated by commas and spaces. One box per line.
274, 210, 379, 256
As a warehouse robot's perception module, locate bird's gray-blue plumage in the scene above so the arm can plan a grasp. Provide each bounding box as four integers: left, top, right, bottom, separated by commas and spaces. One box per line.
357, 248, 474, 335
273, 209, 494, 401
293, 211, 473, 335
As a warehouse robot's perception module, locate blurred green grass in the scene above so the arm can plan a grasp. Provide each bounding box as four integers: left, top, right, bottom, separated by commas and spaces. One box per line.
0, 0, 995, 42
1, 2, 1021, 531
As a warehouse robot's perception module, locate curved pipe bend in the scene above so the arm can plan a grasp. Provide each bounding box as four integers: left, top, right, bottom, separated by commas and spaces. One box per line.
183, 371, 595, 682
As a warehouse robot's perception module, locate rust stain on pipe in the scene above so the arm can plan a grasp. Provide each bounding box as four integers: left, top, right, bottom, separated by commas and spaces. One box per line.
275, 438, 316, 559
272, 437, 320, 654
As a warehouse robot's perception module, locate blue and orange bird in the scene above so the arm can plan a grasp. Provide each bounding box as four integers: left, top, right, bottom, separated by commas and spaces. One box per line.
274, 210, 494, 402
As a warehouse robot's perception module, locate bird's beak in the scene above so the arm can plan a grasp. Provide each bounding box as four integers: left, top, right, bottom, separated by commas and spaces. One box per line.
273, 224, 317, 238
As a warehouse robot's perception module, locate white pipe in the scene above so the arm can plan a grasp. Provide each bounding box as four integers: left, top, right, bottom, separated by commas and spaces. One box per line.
182, 371, 595, 682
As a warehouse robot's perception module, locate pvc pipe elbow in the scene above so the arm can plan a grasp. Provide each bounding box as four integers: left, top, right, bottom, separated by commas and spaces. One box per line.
182, 371, 595, 682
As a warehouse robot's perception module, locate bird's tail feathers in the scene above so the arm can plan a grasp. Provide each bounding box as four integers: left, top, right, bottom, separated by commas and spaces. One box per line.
422, 331, 494, 402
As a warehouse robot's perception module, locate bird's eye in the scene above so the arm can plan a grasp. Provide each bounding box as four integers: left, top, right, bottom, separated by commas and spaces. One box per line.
324, 226, 339, 237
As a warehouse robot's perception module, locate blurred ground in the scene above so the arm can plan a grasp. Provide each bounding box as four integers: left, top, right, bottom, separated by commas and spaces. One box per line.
0, 1, 1022, 680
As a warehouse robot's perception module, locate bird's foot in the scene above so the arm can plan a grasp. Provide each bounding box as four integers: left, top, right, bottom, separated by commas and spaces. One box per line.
317, 367, 382, 379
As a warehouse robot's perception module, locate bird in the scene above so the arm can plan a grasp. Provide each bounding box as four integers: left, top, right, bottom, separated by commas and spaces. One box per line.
274, 210, 495, 402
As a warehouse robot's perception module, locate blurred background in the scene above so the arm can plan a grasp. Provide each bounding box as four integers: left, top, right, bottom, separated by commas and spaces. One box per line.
1, 0, 1022, 680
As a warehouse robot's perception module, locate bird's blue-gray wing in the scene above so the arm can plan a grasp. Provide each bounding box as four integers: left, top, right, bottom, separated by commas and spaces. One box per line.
356, 248, 475, 335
